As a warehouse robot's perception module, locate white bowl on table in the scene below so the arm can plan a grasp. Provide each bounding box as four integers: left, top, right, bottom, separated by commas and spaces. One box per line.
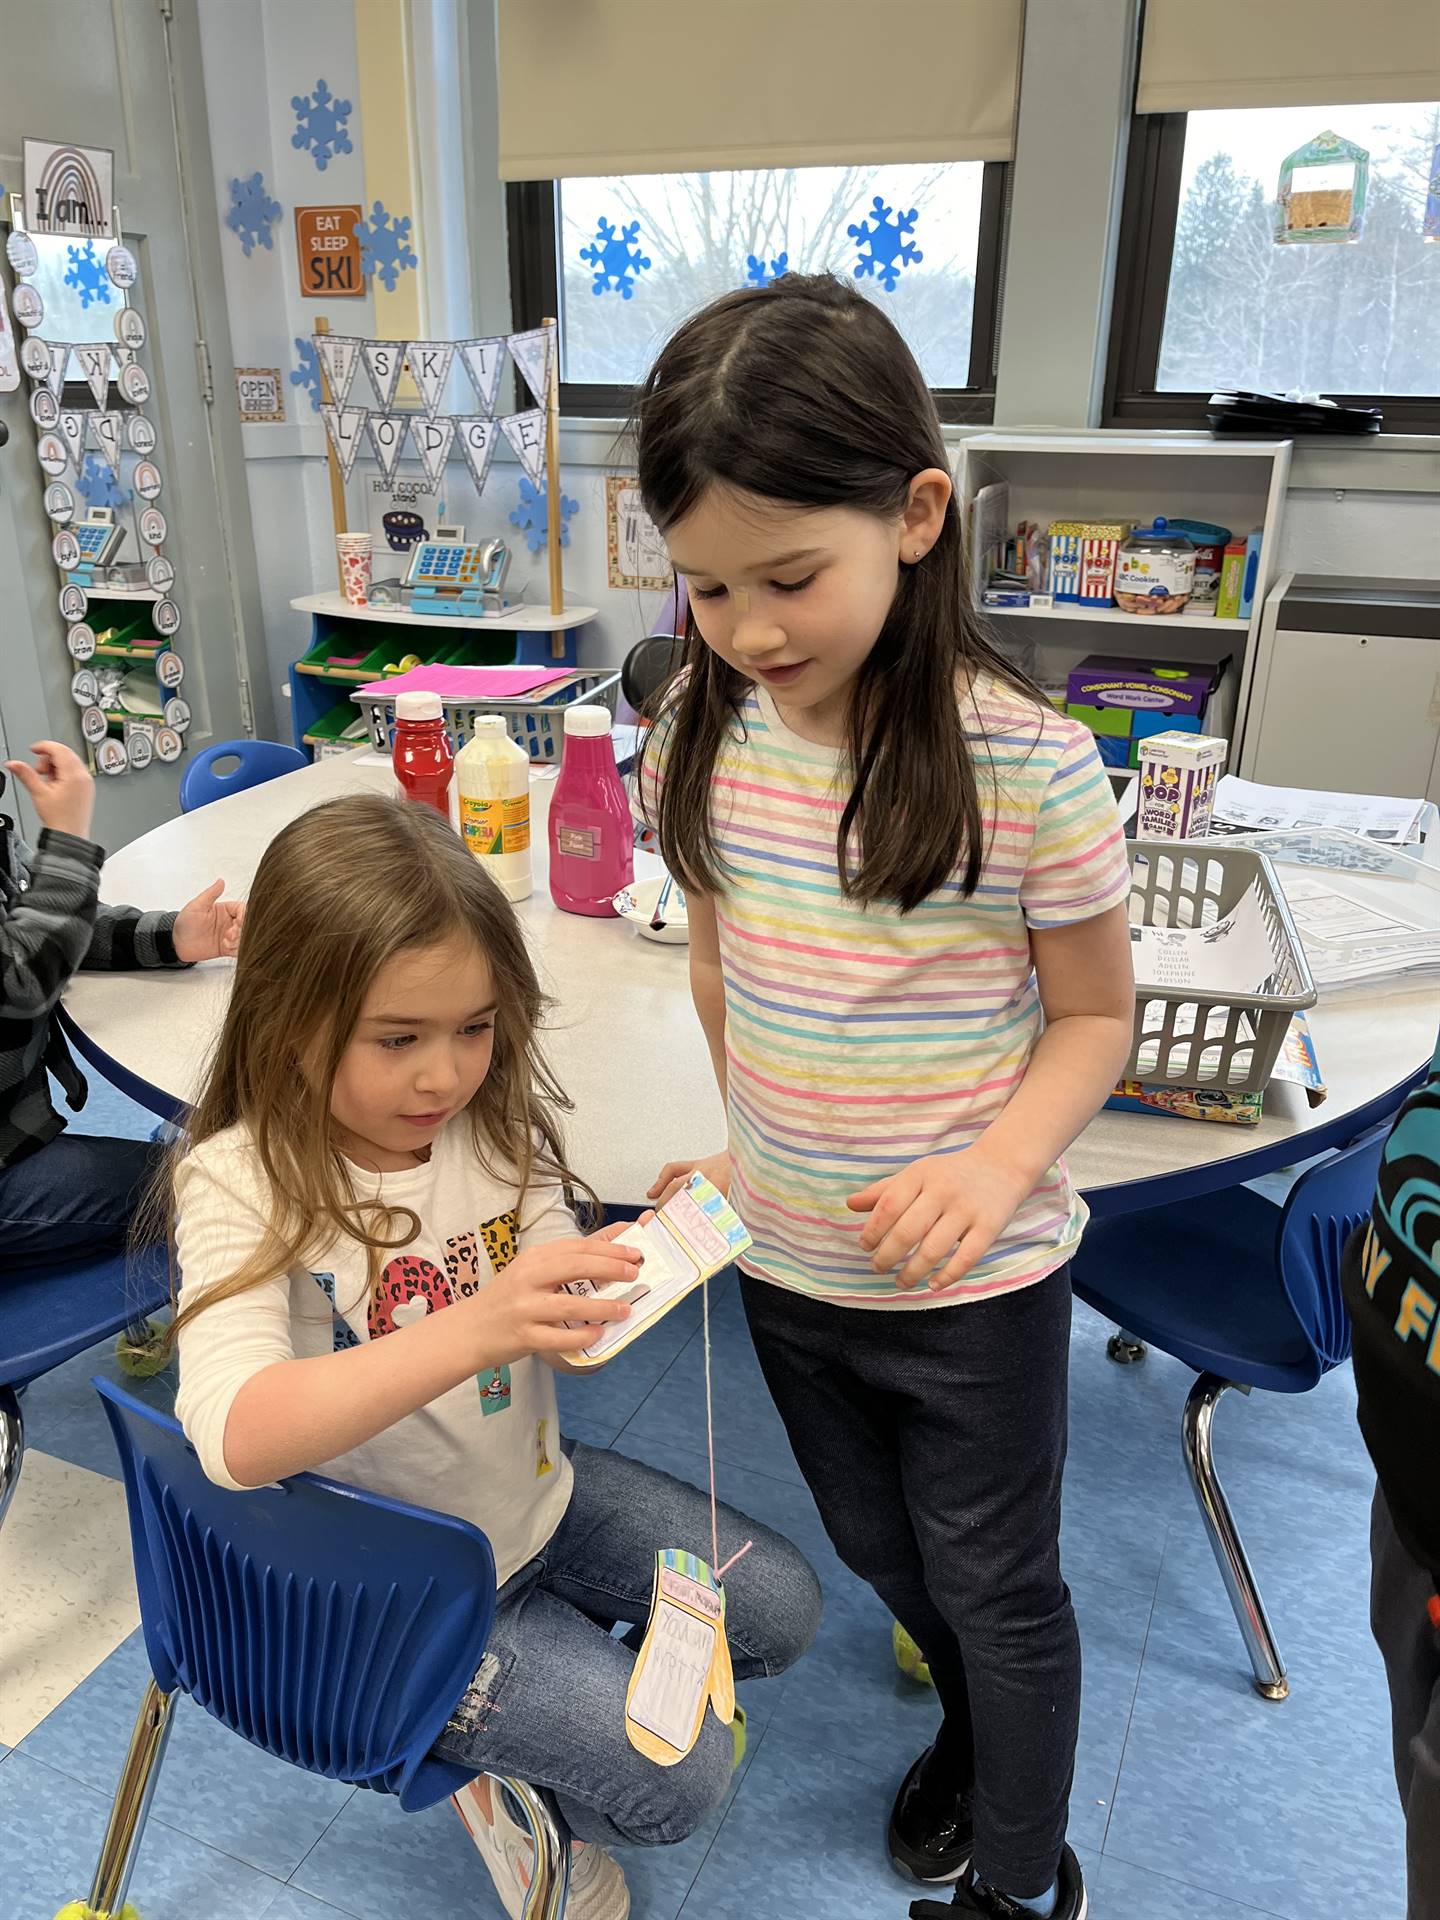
613, 874, 688, 945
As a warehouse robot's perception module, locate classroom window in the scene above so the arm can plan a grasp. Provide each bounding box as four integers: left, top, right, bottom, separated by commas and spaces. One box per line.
508, 162, 1007, 422
1107, 103, 1440, 430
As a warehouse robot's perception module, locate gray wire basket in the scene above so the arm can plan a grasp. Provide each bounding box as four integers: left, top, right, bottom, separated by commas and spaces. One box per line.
1125, 841, 1316, 1093
351, 669, 620, 764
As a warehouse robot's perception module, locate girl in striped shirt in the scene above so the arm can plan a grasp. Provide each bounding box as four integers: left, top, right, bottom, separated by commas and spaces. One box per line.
636, 275, 1133, 1920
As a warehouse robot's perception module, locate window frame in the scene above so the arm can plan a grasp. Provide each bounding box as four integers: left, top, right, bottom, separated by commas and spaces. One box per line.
1105, 111, 1440, 433
507, 166, 1009, 424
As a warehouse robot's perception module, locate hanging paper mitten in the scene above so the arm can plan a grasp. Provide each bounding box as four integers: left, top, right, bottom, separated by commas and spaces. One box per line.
625, 1549, 736, 1766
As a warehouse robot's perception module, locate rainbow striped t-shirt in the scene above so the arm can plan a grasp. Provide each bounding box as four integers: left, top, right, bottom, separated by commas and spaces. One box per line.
648, 674, 1131, 1308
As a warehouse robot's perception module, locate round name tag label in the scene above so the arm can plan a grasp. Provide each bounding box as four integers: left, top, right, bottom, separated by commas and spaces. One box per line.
52, 530, 81, 570
45, 482, 76, 524
106, 245, 138, 289
6, 230, 38, 276
118, 361, 150, 405
82, 705, 110, 745
67, 622, 97, 661
11, 283, 44, 329
115, 307, 146, 351
154, 726, 183, 763
97, 737, 129, 776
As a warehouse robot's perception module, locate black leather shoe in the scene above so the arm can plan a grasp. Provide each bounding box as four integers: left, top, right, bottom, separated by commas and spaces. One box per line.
910, 1842, 1088, 1919
888, 1745, 974, 1884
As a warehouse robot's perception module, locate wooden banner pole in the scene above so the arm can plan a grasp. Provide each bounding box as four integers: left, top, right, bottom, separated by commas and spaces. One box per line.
313, 316, 347, 590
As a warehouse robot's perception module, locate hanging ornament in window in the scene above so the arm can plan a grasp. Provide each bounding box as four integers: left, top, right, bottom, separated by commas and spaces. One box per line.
1275, 129, 1369, 246
1424, 142, 1440, 243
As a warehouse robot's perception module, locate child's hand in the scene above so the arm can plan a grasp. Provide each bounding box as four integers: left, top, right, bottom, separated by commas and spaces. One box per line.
6, 740, 95, 841
847, 1150, 1033, 1291
173, 879, 245, 962
648, 1150, 731, 1208
471, 1235, 646, 1365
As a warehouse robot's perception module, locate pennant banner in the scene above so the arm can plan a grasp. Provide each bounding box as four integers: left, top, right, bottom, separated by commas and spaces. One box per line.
75, 343, 112, 410
46, 341, 69, 399
410, 413, 456, 487
366, 411, 408, 486
362, 339, 404, 411
507, 326, 553, 411
92, 410, 123, 478
58, 410, 88, 474
458, 336, 507, 414
406, 341, 454, 416
455, 415, 499, 496
321, 403, 368, 482
315, 332, 362, 408
501, 407, 546, 485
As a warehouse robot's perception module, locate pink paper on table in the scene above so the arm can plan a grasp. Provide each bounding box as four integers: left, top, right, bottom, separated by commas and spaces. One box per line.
358, 664, 575, 699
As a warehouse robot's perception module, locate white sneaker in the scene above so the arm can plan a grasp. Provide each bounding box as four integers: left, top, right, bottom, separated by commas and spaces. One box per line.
452, 1776, 631, 1919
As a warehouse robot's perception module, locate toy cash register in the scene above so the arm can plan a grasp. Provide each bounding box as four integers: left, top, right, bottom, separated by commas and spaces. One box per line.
401, 538, 512, 617
70, 511, 124, 586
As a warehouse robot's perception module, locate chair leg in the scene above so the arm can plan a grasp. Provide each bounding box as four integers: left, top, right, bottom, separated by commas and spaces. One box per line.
495, 1775, 572, 1920
1181, 1373, 1289, 1702
83, 1678, 178, 1918
1106, 1327, 1148, 1364
0, 1383, 24, 1533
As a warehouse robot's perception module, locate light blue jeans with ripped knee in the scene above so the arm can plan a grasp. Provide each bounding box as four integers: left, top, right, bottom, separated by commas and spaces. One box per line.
430, 1439, 823, 1847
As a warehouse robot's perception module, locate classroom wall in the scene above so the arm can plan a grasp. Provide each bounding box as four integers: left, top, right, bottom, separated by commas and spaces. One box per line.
196, 0, 1438, 729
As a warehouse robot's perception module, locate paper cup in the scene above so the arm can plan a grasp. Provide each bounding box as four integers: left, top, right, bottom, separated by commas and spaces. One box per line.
336, 534, 372, 607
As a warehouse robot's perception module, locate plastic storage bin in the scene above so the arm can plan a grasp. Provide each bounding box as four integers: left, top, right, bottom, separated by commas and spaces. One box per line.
352, 670, 620, 763
1125, 841, 1316, 1091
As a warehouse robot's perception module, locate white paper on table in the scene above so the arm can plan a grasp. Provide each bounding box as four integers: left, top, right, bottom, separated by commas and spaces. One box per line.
1212, 776, 1428, 846
1277, 873, 1440, 988
1132, 880, 1276, 996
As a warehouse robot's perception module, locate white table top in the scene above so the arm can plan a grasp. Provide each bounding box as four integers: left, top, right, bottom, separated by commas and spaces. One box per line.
66, 753, 1435, 1209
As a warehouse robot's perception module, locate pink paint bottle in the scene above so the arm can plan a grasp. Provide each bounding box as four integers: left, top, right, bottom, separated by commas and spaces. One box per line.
548, 705, 634, 916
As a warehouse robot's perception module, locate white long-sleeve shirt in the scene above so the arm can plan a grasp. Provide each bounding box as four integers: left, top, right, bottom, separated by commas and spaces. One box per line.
173, 1118, 575, 1584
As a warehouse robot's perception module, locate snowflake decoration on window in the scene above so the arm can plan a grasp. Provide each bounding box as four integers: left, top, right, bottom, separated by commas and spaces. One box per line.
848, 197, 922, 293
64, 239, 113, 310
224, 172, 282, 256
745, 251, 789, 287
77, 454, 132, 512
509, 476, 578, 555
353, 201, 417, 292
290, 336, 323, 413
291, 78, 354, 171
578, 217, 652, 299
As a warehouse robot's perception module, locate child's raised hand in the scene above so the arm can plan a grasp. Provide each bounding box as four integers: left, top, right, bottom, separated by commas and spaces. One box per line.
6, 740, 95, 841
847, 1151, 1032, 1292
469, 1235, 646, 1365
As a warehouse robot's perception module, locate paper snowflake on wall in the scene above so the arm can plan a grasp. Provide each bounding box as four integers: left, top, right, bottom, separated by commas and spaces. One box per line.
291, 78, 354, 171
509, 476, 578, 554
290, 336, 323, 413
746, 251, 789, 287
225, 172, 282, 255
353, 201, 417, 292
77, 454, 132, 511
578, 217, 652, 298
64, 239, 113, 310
848, 197, 922, 292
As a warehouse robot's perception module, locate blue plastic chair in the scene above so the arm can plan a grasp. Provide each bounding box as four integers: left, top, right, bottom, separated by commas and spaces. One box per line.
0, 1245, 170, 1537
73, 1382, 572, 1920
1071, 1121, 1389, 1701
178, 739, 308, 813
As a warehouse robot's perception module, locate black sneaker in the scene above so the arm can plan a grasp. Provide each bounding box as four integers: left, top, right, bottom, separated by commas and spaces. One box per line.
910, 1843, 1088, 1919
888, 1745, 974, 1884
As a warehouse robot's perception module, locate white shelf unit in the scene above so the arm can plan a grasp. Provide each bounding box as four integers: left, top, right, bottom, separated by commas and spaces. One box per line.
956, 433, 1292, 769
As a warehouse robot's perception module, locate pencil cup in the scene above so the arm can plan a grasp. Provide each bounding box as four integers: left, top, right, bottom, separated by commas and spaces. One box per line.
336, 533, 371, 607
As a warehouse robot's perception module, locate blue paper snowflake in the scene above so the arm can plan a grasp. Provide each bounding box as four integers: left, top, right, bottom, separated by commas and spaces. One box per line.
578, 217, 651, 299
291, 78, 354, 170
848, 197, 923, 292
64, 239, 113, 310
509, 476, 578, 555
746, 251, 789, 287
77, 454, 132, 511
290, 336, 322, 413
353, 201, 417, 292
225, 172, 281, 256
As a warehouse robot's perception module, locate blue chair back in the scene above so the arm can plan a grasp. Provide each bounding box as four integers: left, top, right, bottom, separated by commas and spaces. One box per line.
95, 1378, 494, 1811
179, 740, 308, 813
0, 1246, 170, 1393
1272, 1121, 1389, 1377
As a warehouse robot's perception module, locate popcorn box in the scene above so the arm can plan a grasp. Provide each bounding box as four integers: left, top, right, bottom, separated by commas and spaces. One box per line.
1135, 730, 1228, 840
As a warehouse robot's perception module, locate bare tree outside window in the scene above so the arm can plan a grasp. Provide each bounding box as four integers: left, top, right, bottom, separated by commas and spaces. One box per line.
1157, 103, 1440, 395
557, 164, 986, 389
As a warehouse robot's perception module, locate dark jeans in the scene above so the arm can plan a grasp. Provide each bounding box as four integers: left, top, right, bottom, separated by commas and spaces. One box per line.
1371, 1486, 1440, 1920
0, 1133, 164, 1277
741, 1267, 1079, 1898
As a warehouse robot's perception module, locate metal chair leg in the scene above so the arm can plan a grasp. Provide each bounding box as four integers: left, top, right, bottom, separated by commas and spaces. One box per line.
0, 1383, 24, 1533
1106, 1327, 1148, 1364
1181, 1373, 1289, 1702
84, 1678, 178, 1918
496, 1775, 572, 1920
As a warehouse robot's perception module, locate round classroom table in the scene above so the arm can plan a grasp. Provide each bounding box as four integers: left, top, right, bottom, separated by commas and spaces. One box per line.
64, 751, 1433, 1214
